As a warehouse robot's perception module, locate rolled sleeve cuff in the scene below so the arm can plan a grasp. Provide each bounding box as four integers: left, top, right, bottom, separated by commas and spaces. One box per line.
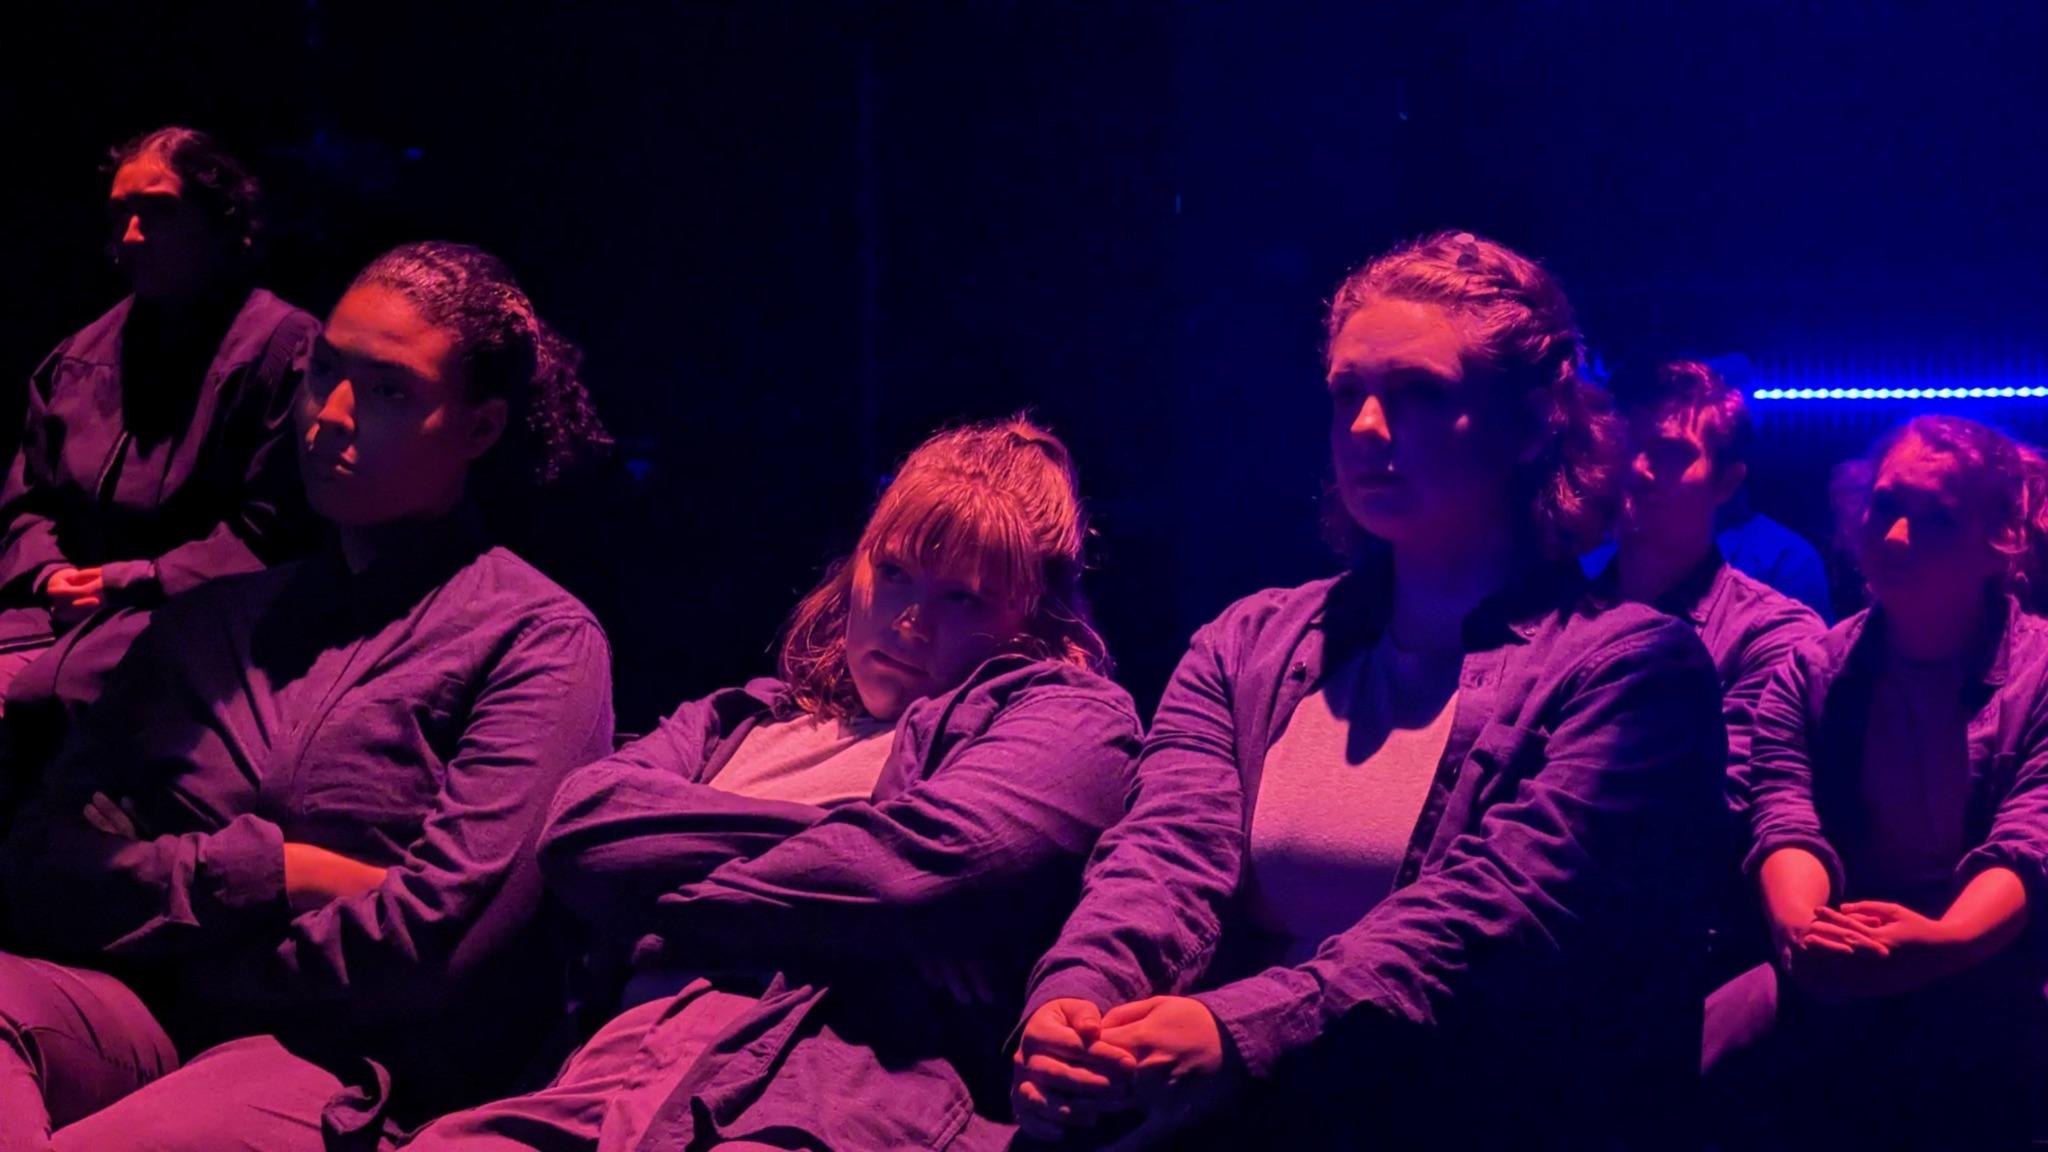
196, 814, 287, 923
1958, 843, 2047, 911
1743, 833, 1847, 901
1192, 972, 1322, 1080
1022, 965, 1129, 1021
98, 559, 161, 604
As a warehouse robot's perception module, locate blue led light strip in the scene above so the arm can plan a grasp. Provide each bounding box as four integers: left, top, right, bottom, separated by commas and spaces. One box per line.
1751, 386, 2048, 401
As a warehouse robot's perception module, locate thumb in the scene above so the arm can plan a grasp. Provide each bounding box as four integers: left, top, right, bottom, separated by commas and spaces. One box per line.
1063, 1000, 1105, 1045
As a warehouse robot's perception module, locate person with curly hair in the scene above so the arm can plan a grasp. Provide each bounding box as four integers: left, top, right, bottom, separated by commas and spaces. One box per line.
0, 242, 616, 1148
1010, 232, 1727, 1150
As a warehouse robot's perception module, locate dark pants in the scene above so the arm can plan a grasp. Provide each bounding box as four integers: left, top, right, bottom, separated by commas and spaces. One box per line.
0, 951, 353, 1151
397, 984, 760, 1152
1703, 961, 2045, 1150
0, 952, 175, 1150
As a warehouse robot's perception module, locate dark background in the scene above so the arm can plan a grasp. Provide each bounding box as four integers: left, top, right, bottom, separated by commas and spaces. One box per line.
4, 2, 2045, 723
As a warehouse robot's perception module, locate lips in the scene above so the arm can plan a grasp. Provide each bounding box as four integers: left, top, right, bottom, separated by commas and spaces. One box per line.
868, 648, 924, 677
304, 455, 356, 480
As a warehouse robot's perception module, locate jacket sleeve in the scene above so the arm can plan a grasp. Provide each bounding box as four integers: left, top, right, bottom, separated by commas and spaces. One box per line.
0, 349, 74, 598
643, 685, 1142, 969
1021, 623, 1249, 1019
197, 614, 616, 1031
0, 602, 291, 958
536, 712, 829, 934
1192, 618, 1725, 1079
1956, 671, 2048, 910
1739, 640, 1848, 896
1724, 604, 1825, 817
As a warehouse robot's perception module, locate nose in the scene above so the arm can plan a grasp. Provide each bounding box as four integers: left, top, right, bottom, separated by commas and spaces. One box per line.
1349, 394, 1390, 443
311, 378, 357, 439
892, 602, 925, 640
1883, 516, 1911, 549
1631, 450, 1655, 483
120, 215, 145, 246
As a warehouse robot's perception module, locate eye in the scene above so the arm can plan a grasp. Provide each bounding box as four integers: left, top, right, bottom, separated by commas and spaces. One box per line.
370, 381, 410, 402
944, 589, 986, 609
874, 560, 910, 584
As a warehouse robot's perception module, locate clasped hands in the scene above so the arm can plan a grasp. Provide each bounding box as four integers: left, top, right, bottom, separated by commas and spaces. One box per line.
1011, 995, 1233, 1145
1775, 900, 1959, 1000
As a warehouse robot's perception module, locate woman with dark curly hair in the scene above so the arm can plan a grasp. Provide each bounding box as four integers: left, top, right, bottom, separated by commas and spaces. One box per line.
0, 127, 322, 731
1009, 232, 1727, 1150
0, 242, 616, 1148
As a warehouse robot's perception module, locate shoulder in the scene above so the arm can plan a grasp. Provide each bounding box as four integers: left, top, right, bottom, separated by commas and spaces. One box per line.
43, 298, 132, 372
1719, 566, 1826, 645
1192, 574, 1349, 659
945, 656, 1141, 734
1561, 595, 1711, 666
221, 289, 320, 370
458, 547, 606, 640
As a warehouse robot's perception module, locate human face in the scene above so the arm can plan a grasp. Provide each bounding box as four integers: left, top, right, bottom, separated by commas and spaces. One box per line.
298, 284, 508, 528
1326, 297, 1520, 554
1619, 406, 1742, 554
844, 550, 1031, 721
108, 153, 228, 303
1857, 433, 2008, 613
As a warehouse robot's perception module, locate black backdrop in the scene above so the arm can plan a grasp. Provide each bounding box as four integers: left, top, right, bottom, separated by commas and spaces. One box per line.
4, 2, 2045, 722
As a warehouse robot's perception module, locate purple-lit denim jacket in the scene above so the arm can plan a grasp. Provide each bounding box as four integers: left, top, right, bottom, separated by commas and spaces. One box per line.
1593, 550, 1825, 813
1022, 561, 1727, 1142
1743, 597, 2048, 917
531, 655, 1142, 1152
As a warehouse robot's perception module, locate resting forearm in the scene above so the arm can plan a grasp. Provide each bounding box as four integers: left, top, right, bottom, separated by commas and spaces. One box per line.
1937, 866, 2029, 971
1760, 847, 1832, 931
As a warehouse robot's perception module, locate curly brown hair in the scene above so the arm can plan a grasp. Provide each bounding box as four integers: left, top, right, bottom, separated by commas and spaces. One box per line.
1324, 230, 1625, 560
349, 241, 612, 489
778, 415, 1110, 720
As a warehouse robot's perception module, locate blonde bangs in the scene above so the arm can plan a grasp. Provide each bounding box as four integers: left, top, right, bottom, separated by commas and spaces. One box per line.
859, 469, 1045, 613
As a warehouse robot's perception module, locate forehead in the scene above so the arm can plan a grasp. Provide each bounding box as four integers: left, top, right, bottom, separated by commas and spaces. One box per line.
1874, 436, 1963, 498
1327, 297, 1466, 381
323, 284, 457, 381
110, 153, 181, 199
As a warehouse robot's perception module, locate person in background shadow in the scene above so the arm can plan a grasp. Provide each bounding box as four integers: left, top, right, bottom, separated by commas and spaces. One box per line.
0, 241, 615, 1150
0, 127, 320, 750
1594, 361, 1823, 982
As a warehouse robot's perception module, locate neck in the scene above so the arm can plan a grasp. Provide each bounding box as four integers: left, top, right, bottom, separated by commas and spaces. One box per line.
1388, 533, 1525, 652
134, 277, 240, 324
335, 497, 468, 574
1884, 586, 1996, 664
1615, 531, 1714, 606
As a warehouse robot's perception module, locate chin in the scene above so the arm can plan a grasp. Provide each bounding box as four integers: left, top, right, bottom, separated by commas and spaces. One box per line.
1343, 508, 1427, 548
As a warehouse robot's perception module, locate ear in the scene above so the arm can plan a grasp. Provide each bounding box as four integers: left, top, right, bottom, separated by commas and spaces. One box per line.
1712, 460, 1748, 505
461, 397, 510, 462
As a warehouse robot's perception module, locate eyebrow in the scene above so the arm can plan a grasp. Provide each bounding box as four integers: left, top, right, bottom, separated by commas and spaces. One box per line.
310, 335, 417, 379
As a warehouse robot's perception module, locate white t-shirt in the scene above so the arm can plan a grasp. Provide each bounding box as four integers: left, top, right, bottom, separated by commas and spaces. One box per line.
1248, 635, 1460, 966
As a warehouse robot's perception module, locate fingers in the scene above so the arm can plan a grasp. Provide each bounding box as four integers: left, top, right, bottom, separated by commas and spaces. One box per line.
1810, 907, 1891, 953
1014, 1075, 1108, 1136
73, 568, 102, 580
1061, 999, 1105, 1046
1099, 998, 1161, 1030
83, 793, 137, 839
1024, 1051, 1125, 1094
1838, 901, 1905, 922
